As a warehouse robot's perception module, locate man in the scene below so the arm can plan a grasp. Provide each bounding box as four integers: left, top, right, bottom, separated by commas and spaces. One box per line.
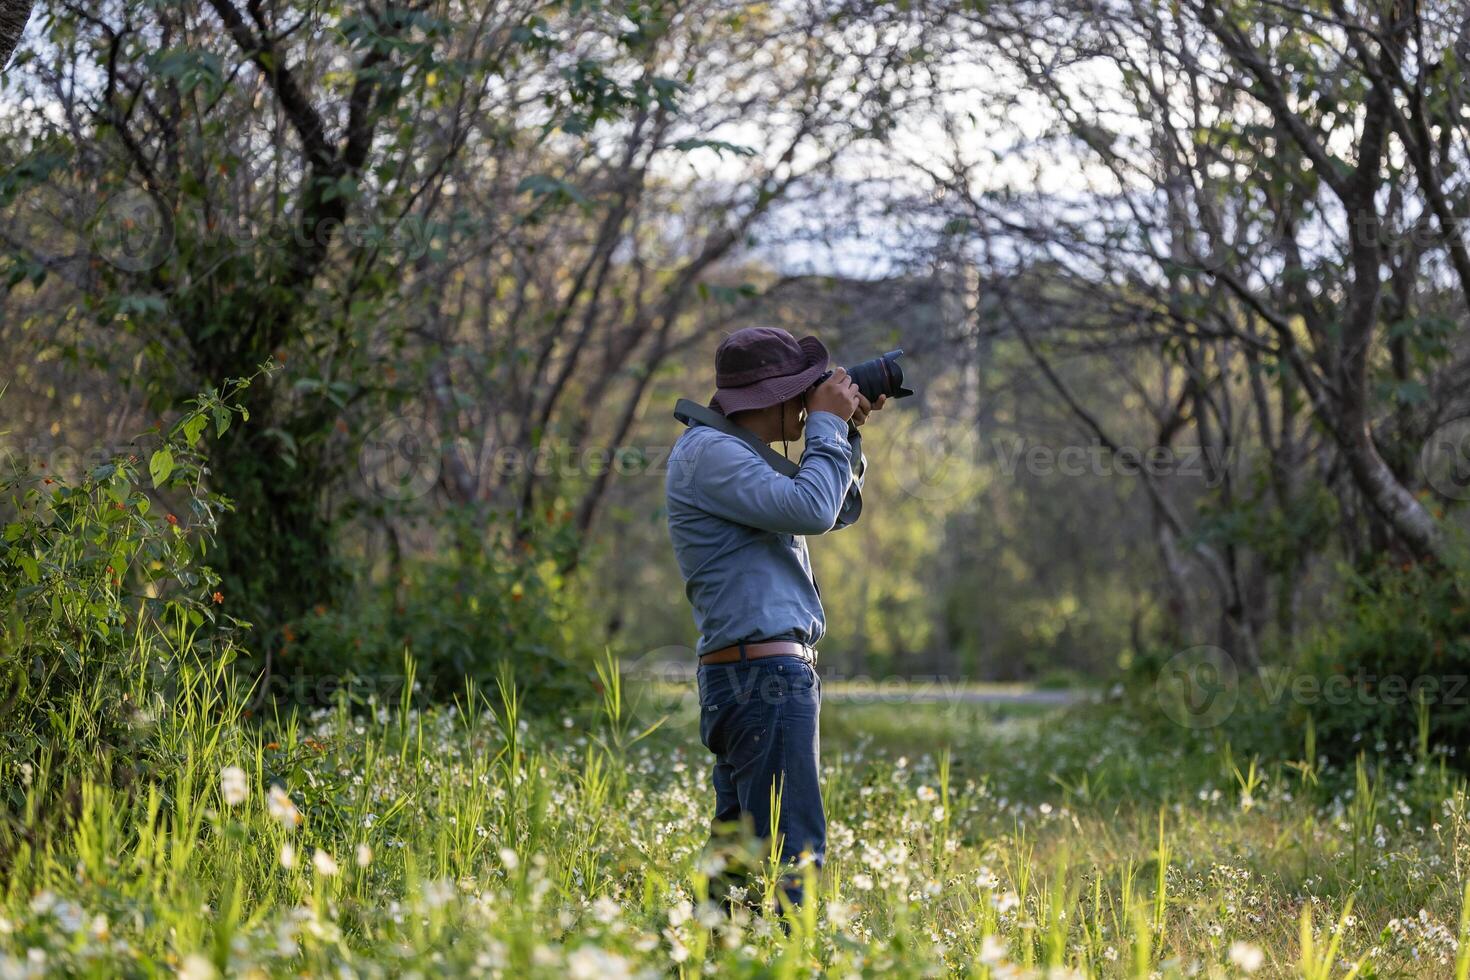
665, 326, 884, 910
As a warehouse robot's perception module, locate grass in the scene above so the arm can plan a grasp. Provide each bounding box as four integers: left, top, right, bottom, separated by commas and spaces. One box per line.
4, 656, 1470, 978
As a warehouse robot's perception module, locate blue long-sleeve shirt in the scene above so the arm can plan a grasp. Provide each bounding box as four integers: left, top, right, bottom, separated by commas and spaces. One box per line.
665, 411, 861, 656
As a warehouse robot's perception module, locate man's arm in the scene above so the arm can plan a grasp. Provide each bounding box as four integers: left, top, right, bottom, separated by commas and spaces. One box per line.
693, 412, 855, 535
831, 422, 867, 530
831, 390, 884, 530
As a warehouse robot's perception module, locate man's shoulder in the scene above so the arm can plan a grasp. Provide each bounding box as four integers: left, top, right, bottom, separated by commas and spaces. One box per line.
667, 425, 759, 502
670, 423, 759, 463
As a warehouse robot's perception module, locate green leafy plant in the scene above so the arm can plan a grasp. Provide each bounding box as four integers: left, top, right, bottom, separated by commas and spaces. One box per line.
1300, 554, 1470, 767
0, 368, 262, 808
276, 507, 599, 712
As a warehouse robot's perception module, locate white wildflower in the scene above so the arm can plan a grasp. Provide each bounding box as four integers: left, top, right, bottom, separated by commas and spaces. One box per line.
267, 785, 301, 828
1229, 941, 1264, 973
422, 878, 455, 909
177, 953, 217, 980
696, 901, 725, 929
311, 849, 338, 877
567, 946, 631, 980
827, 901, 854, 928
219, 766, 249, 807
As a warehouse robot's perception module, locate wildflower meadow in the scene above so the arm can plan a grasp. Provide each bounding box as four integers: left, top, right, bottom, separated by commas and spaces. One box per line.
8, 651, 1470, 978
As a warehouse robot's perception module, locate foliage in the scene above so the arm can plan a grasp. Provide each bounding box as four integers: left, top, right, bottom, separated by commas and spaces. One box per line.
1114, 547, 1470, 776
0, 370, 258, 808
276, 509, 600, 711
1297, 553, 1470, 768
1, 0, 700, 633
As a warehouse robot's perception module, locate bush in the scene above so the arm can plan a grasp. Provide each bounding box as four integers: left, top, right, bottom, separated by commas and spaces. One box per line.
0, 376, 255, 809
1117, 642, 1301, 764
1115, 553, 1470, 773
270, 508, 599, 712
1299, 553, 1470, 765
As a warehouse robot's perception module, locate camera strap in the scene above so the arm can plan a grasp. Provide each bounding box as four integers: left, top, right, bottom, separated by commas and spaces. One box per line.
673, 398, 865, 526
674, 399, 801, 477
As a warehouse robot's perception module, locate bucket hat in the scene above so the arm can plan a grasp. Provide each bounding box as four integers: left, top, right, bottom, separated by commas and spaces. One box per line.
708, 327, 829, 415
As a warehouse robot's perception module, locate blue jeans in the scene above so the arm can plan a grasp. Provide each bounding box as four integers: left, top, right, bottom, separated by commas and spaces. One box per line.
697, 655, 824, 907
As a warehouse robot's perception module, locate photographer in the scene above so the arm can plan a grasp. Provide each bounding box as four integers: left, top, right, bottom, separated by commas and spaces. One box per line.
665, 327, 885, 911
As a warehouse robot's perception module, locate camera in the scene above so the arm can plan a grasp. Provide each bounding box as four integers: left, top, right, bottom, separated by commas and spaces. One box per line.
816, 349, 915, 403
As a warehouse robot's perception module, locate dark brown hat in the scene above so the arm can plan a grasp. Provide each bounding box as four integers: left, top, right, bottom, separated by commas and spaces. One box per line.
709, 327, 829, 415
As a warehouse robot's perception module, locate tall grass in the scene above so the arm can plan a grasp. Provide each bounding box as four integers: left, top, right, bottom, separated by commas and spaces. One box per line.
3, 666, 1470, 975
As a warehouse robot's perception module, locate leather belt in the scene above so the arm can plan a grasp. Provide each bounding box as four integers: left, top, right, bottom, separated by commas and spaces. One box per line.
698, 640, 817, 665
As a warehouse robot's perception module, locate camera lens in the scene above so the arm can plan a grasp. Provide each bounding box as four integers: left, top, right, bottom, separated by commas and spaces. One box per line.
846, 349, 915, 402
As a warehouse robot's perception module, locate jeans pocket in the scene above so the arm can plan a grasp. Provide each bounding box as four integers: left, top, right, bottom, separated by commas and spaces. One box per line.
699, 703, 720, 754
703, 679, 773, 758
698, 662, 762, 710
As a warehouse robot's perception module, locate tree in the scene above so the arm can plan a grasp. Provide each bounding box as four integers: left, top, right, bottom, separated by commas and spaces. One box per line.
0, 0, 34, 69
893, 0, 1470, 658
383, 0, 932, 566
1, 0, 688, 636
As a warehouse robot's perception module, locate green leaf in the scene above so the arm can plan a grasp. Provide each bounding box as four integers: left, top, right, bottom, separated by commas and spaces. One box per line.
515, 174, 592, 210
17, 554, 39, 584
183, 414, 207, 448
117, 294, 169, 318
149, 448, 174, 488
672, 138, 757, 158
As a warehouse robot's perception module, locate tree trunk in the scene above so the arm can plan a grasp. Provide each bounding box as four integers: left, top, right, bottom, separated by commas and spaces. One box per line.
0, 0, 35, 70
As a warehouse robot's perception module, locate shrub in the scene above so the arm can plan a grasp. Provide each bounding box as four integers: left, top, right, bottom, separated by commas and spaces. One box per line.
0, 374, 256, 809
1117, 642, 1300, 764
1299, 553, 1470, 765
269, 508, 599, 712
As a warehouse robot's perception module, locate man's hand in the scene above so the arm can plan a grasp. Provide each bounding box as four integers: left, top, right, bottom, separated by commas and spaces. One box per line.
807, 366, 861, 421
852, 392, 887, 427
